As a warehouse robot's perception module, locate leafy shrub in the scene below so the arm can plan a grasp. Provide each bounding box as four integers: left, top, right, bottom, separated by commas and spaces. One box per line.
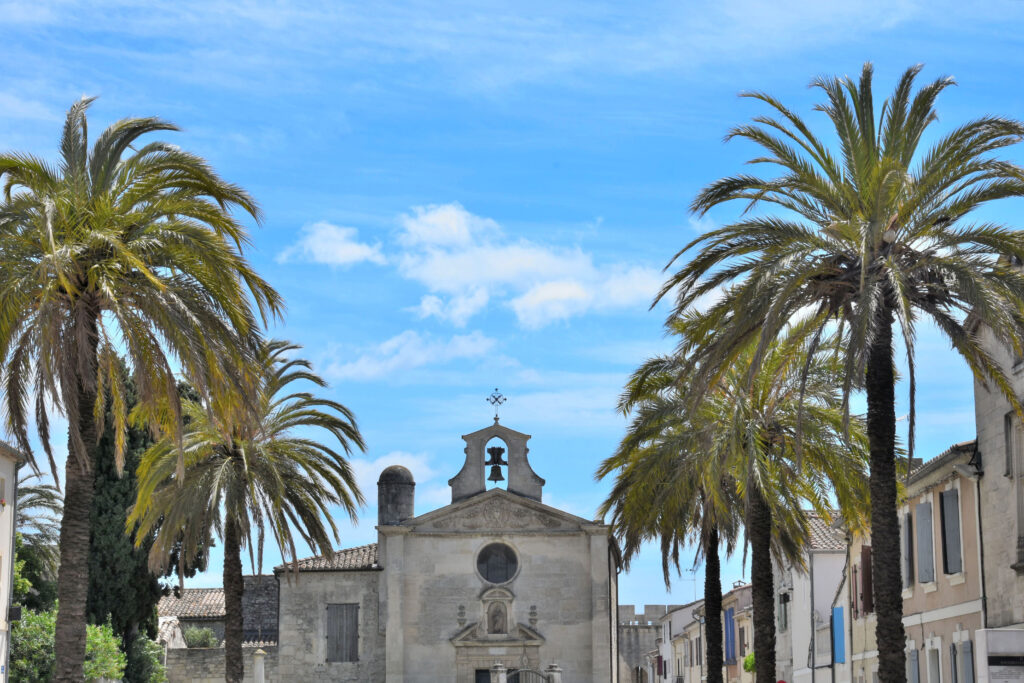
183, 626, 220, 648
11, 607, 126, 681
10, 607, 56, 681
743, 652, 756, 673
127, 636, 168, 683
84, 622, 127, 681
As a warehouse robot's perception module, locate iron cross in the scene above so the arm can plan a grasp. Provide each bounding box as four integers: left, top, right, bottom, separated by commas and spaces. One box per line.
486, 388, 507, 420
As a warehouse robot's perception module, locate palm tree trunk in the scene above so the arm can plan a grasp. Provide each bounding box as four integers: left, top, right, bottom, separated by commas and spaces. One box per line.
52, 445, 95, 682
53, 309, 99, 683
223, 516, 245, 683
704, 525, 724, 683
865, 305, 906, 683
749, 485, 776, 683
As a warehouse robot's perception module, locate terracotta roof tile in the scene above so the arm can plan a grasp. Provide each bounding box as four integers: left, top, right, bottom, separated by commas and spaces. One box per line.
157, 588, 225, 619
807, 514, 845, 551
275, 543, 379, 573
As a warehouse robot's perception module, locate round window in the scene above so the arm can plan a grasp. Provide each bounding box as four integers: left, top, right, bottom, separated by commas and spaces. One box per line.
476, 543, 518, 584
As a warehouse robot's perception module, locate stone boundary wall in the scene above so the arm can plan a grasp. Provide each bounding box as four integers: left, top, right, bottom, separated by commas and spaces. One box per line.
165, 645, 279, 683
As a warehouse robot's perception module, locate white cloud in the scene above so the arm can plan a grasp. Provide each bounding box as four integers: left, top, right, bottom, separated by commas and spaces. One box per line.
510, 280, 592, 329
413, 288, 490, 327
277, 221, 386, 267
326, 330, 497, 381
399, 202, 500, 248
349, 450, 438, 508
396, 203, 662, 327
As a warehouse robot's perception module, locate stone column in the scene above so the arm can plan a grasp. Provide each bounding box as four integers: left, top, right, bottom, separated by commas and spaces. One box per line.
545, 663, 563, 683
490, 662, 508, 683
586, 524, 612, 681
384, 528, 409, 683
252, 648, 266, 683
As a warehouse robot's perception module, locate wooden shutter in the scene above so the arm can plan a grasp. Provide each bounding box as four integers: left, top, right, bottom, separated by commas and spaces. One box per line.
851, 564, 859, 618
940, 490, 963, 574
326, 603, 358, 662
908, 649, 920, 683
962, 640, 975, 683
950, 643, 959, 683
916, 502, 935, 583
903, 512, 915, 588
860, 546, 874, 614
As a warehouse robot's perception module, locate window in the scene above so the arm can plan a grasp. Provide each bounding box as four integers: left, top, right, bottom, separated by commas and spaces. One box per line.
852, 564, 859, 617
861, 546, 874, 613
476, 543, 518, 584
916, 502, 936, 583
940, 490, 962, 575
697, 636, 702, 666
950, 644, 959, 683
326, 603, 358, 662
1005, 412, 1016, 477
779, 592, 790, 631
724, 608, 736, 662
832, 607, 845, 663
903, 512, 915, 588
739, 626, 746, 656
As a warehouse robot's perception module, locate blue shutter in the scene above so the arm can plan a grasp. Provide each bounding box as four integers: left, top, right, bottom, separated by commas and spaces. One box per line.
916, 502, 935, 583
908, 649, 920, 683
724, 608, 735, 661
832, 607, 845, 663
962, 640, 975, 683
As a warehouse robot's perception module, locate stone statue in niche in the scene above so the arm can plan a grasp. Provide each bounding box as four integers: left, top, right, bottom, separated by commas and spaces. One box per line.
488, 602, 507, 634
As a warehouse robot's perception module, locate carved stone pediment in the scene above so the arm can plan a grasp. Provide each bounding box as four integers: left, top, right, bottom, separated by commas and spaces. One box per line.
450, 622, 545, 647
412, 489, 586, 533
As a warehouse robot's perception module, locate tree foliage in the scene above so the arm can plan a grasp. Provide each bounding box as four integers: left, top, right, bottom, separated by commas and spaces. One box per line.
10, 607, 127, 682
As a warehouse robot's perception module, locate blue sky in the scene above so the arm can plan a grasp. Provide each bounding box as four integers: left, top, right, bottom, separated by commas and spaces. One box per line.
4, 0, 1024, 607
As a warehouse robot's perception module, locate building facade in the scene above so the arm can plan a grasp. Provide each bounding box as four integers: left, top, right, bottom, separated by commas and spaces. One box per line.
163, 419, 618, 683
0, 443, 20, 683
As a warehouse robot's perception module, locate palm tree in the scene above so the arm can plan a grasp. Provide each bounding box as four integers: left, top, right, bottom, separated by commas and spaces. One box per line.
597, 368, 741, 683
659, 63, 1024, 683
0, 98, 281, 681
128, 340, 366, 683
601, 321, 868, 683
691, 320, 869, 683
16, 470, 63, 562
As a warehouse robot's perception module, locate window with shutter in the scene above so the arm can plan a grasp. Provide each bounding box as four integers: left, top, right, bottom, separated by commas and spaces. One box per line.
739, 626, 746, 656
904, 512, 915, 588
832, 607, 845, 663
950, 643, 959, 683
908, 649, 921, 683
1005, 412, 1015, 477
852, 564, 859, 618
961, 640, 975, 683
861, 546, 874, 614
724, 608, 735, 661
916, 502, 935, 583
326, 603, 359, 662
940, 490, 963, 574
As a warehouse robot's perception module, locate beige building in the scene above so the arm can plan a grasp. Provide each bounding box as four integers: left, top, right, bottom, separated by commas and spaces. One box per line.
164, 419, 618, 683
0, 442, 21, 683
971, 320, 1024, 682
848, 441, 984, 683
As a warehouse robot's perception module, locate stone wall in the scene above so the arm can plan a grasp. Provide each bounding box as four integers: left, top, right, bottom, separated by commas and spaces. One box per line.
165, 645, 278, 683
242, 575, 279, 643
276, 569, 385, 682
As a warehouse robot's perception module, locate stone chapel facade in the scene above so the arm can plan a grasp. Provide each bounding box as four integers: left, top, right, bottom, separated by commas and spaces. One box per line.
270, 419, 618, 683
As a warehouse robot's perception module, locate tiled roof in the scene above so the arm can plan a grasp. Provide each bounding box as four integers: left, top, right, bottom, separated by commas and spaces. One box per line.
157, 588, 225, 619
909, 440, 976, 481
275, 543, 378, 573
807, 514, 846, 551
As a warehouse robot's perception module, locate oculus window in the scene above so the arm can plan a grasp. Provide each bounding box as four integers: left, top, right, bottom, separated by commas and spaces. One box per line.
477, 543, 518, 584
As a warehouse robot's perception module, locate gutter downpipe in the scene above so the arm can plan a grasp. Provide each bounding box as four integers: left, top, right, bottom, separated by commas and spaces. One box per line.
972, 446, 988, 629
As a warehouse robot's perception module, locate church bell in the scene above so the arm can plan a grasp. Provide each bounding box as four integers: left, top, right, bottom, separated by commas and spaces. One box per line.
485, 445, 507, 483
